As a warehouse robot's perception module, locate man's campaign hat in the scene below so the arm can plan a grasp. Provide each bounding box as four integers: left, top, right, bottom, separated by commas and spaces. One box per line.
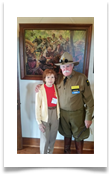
55, 52, 79, 66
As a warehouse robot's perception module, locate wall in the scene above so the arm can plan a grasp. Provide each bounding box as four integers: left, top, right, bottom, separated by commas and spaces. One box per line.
17, 17, 94, 141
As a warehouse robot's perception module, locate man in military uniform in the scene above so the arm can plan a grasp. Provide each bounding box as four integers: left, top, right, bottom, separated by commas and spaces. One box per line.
35, 52, 94, 154
55, 52, 94, 154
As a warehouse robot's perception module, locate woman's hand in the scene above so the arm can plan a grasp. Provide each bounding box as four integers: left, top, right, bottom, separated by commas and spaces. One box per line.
39, 123, 46, 133
35, 84, 42, 93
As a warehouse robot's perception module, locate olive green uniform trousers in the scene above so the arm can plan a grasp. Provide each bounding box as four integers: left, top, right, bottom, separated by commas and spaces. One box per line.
59, 107, 89, 141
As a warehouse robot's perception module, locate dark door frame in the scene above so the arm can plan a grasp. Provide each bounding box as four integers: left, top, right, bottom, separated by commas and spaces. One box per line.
17, 56, 23, 150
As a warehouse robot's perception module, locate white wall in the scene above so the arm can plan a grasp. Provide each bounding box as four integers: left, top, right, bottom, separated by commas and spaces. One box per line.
17, 17, 94, 141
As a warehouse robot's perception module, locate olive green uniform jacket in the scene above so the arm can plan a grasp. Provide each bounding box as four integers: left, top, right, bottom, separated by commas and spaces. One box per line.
56, 70, 94, 121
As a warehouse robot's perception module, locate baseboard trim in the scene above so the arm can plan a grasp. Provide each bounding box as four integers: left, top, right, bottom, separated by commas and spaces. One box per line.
23, 138, 94, 151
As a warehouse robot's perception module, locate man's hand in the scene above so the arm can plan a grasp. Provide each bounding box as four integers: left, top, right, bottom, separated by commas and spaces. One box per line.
39, 123, 46, 133
35, 84, 42, 93
84, 120, 92, 128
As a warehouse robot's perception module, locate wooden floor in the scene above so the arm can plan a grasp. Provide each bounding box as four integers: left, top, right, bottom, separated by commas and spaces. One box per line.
17, 146, 94, 154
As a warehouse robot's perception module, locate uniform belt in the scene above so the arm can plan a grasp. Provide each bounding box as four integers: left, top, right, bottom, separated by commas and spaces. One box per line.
48, 106, 57, 110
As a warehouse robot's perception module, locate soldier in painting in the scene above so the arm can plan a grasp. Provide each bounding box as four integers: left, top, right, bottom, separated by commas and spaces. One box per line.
64, 37, 71, 53
47, 37, 52, 47
39, 36, 42, 45
54, 41, 64, 56
35, 38, 48, 53
58, 35, 66, 48
43, 46, 54, 61
52, 33, 57, 42
25, 45, 37, 75
51, 33, 58, 51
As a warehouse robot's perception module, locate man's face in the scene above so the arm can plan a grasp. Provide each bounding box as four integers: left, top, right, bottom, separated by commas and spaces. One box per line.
60, 63, 74, 76
48, 47, 52, 52
57, 44, 60, 49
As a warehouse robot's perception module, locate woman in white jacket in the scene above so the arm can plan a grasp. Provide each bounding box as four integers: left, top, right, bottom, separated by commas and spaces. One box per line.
35, 69, 60, 154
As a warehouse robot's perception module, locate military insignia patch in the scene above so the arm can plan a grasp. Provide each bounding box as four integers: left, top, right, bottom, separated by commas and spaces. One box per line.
71, 86, 80, 94
86, 79, 90, 86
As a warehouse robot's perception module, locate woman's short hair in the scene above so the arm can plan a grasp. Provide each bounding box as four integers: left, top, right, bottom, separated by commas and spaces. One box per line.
42, 69, 57, 84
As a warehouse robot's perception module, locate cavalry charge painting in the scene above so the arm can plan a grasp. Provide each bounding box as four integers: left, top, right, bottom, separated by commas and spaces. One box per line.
25, 30, 85, 75
19, 24, 92, 80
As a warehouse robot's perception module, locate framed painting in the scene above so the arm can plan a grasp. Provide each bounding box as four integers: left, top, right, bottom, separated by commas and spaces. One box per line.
19, 24, 92, 80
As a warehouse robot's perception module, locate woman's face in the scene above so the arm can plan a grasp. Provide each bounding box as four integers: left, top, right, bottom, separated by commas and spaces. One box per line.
45, 74, 55, 87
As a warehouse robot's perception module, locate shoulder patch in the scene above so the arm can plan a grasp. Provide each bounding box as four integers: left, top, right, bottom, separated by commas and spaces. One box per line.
86, 79, 90, 86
